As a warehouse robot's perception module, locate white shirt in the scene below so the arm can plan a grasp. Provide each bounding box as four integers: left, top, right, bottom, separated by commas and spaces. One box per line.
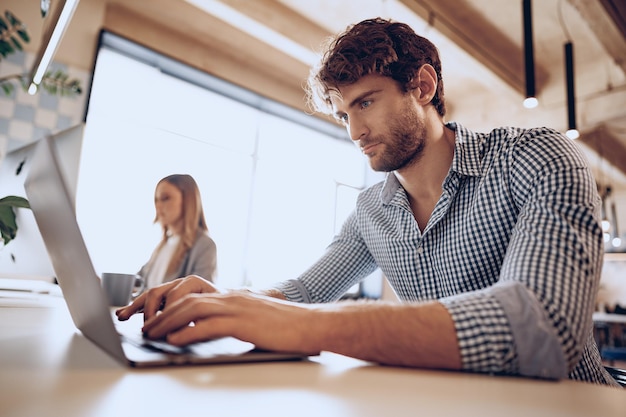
145, 234, 180, 289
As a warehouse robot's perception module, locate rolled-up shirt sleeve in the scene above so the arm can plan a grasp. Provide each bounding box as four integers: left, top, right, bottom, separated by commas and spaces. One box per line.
441, 282, 568, 379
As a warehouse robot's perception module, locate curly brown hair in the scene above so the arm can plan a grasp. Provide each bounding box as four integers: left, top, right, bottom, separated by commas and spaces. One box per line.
307, 18, 446, 117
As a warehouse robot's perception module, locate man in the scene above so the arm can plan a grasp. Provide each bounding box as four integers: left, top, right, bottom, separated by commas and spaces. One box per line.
117, 18, 618, 386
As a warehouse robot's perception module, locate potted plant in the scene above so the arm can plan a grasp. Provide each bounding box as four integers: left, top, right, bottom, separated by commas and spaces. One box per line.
0, 195, 30, 247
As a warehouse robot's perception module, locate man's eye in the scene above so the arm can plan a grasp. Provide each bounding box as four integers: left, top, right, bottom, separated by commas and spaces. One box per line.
361, 100, 371, 109
336, 113, 349, 124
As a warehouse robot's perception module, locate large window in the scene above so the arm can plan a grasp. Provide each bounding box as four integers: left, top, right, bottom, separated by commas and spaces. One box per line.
78, 32, 383, 295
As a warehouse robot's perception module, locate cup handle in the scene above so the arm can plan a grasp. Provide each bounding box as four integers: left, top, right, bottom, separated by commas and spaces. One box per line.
132, 275, 145, 299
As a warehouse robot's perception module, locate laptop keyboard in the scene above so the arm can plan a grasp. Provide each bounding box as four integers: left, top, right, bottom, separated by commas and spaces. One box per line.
112, 310, 192, 355
112, 310, 257, 358
121, 332, 193, 355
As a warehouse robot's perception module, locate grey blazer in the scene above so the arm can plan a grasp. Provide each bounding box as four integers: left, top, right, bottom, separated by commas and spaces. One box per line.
138, 231, 217, 284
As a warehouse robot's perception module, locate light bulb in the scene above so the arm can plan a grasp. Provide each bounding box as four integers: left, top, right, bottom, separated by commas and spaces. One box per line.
523, 97, 538, 108
566, 129, 579, 140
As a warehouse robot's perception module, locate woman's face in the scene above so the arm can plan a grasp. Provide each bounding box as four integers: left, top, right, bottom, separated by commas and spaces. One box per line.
154, 181, 184, 232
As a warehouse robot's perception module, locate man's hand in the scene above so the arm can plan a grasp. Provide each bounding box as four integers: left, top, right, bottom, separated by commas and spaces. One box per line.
117, 279, 461, 370
115, 275, 220, 321
140, 290, 321, 356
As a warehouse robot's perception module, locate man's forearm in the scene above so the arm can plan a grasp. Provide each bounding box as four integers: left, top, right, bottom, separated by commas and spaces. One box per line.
311, 300, 462, 370
260, 288, 287, 300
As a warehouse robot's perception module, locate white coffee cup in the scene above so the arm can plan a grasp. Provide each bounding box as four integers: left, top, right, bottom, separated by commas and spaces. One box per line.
101, 272, 145, 306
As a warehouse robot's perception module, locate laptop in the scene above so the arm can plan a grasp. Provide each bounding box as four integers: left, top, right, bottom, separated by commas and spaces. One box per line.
24, 132, 307, 367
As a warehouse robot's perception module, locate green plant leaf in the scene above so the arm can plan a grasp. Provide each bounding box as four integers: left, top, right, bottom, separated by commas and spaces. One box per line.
0, 40, 11, 56
1, 82, 14, 96
17, 29, 29, 43
10, 36, 22, 51
5, 11, 20, 26
0, 206, 18, 246
0, 69, 82, 98
0, 196, 30, 247
0, 206, 18, 229
0, 10, 30, 63
0, 196, 31, 209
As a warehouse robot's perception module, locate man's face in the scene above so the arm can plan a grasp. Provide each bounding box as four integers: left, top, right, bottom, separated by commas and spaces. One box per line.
331, 74, 426, 172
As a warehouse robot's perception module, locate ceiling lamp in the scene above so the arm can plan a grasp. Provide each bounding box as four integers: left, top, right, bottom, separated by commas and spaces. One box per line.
558, 1, 579, 139
522, 0, 538, 108
564, 42, 579, 139
611, 198, 621, 248
27, 0, 80, 95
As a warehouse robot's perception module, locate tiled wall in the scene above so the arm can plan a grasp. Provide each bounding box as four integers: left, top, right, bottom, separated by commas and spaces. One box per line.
0, 50, 90, 159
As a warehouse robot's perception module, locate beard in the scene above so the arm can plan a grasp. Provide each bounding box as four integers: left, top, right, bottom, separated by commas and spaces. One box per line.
367, 106, 427, 172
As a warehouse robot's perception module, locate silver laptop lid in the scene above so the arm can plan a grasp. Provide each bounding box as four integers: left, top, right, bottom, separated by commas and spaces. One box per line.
24, 132, 127, 362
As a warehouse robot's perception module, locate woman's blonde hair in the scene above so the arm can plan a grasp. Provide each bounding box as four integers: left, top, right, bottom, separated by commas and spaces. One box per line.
154, 174, 208, 276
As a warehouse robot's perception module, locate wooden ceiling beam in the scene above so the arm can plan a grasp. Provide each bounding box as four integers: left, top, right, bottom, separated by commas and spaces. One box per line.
103, 0, 312, 113
217, 0, 331, 54
567, 0, 626, 74
580, 124, 626, 178
398, 0, 550, 97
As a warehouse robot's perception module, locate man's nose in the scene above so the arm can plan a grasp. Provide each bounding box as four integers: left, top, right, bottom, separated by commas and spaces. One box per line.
348, 117, 368, 142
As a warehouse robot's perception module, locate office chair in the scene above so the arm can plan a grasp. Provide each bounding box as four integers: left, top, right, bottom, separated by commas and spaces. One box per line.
604, 365, 626, 387
601, 346, 626, 364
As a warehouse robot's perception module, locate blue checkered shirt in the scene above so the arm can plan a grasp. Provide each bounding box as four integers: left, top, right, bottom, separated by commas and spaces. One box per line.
276, 122, 619, 386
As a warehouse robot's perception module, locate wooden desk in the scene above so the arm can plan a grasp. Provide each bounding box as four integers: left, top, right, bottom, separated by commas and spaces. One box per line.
0, 296, 624, 417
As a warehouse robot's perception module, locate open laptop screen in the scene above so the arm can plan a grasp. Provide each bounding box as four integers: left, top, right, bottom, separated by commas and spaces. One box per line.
24, 131, 127, 362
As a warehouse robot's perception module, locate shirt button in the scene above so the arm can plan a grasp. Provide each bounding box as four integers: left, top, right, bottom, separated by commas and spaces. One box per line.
417, 246, 424, 254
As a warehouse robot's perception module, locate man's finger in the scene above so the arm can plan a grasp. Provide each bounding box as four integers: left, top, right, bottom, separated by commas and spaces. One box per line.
115, 291, 148, 320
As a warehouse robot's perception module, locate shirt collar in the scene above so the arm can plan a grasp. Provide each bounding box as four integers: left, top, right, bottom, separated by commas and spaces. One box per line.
380, 121, 483, 204
448, 121, 483, 178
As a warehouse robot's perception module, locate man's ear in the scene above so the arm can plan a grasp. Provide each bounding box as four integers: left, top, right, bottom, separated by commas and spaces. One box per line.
413, 64, 437, 105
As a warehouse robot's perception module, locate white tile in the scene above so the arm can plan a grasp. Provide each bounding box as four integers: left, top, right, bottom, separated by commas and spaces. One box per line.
0, 61, 23, 78
15, 88, 40, 107
8, 120, 34, 141
0, 135, 7, 161
34, 108, 58, 129
58, 96, 85, 118
0, 98, 15, 118
23, 53, 34, 68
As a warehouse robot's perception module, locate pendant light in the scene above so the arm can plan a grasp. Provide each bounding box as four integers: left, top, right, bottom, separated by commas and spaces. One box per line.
522, 0, 538, 108
558, 0, 579, 139
27, 0, 80, 94
564, 41, 579, 139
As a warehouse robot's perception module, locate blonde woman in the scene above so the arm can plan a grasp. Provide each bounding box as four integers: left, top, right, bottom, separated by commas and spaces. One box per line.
138, 174, 216, 288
